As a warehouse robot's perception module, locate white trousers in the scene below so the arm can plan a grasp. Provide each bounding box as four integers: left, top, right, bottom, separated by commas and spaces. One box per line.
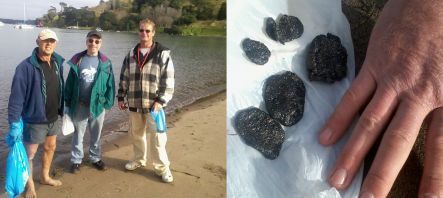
129, 111, 170, 174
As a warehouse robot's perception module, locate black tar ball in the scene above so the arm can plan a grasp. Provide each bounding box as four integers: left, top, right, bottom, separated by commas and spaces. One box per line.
234, 107, 285, 160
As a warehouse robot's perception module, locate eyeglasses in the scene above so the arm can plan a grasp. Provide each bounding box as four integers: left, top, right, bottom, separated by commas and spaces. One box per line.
139, 29, 152, 33
88, 39, 101, 44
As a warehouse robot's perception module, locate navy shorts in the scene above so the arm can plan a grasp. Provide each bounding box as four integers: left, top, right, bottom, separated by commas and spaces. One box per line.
23, 121, 61, 144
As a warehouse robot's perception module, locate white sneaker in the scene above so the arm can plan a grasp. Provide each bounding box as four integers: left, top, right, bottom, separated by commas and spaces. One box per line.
161, 169, 173, 183
125, 161, 145, 171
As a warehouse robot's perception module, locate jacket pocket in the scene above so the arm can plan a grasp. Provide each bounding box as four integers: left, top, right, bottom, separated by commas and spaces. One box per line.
97, 93, 106, 104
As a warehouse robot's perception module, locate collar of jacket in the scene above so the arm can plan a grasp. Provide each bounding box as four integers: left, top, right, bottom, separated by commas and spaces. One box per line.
67, 50, 110, 73
69, 50, 109, 65
30, 47, 65, 69
132, 41, 162, 61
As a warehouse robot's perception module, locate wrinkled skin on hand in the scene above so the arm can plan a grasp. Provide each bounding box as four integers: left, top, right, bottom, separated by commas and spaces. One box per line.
318, 0, 443, 197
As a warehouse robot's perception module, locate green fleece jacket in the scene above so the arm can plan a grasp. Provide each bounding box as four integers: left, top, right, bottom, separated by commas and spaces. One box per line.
64, 50, 115, 118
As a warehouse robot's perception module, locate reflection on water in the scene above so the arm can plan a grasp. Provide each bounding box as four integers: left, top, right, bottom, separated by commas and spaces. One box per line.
0, 24, 226, 152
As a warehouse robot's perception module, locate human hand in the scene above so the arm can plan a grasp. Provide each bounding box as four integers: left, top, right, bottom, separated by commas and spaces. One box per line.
152, 102, 162, 112
6, 119, 24, 147
118, 101, 127, 110
318, 0, 443, 197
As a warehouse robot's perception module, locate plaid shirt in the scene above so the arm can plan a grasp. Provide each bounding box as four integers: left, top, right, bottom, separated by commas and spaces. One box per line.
117, 42, 174, 112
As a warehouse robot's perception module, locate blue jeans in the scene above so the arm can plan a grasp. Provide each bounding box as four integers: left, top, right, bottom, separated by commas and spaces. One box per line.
71, 103, 105, 164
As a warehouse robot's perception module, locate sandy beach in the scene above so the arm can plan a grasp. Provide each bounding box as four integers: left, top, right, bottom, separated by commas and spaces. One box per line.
1, 92, 226, 198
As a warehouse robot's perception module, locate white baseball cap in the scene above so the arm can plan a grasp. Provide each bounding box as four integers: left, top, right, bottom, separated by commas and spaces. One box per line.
38, 29, 58, 41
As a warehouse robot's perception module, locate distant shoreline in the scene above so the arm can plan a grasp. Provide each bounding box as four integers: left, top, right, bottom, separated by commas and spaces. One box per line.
0, 20, 226, 37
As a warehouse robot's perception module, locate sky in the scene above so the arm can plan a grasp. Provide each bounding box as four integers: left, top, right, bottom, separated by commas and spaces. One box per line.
0, 0, 102, 20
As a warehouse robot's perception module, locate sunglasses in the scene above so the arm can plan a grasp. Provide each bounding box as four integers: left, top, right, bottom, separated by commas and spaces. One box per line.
88, 38, 101, 44
139, 29, 152, 33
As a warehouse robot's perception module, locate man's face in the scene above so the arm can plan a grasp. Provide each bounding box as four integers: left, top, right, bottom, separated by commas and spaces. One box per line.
86, 36, 102, 55
139, 23, 155, 43
37, 38, 57, 56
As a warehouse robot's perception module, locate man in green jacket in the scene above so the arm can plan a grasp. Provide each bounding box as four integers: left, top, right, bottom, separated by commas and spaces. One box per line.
64, 30, 115, 173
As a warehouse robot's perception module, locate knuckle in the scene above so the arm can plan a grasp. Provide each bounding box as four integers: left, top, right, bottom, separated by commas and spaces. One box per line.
343, 88, 359, 102
359, 113, 380, 132
385, 129, 416, 149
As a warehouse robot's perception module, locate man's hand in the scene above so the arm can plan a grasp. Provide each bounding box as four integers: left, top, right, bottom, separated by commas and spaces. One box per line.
6, 119, 24, 147
152, 102, 162, 112
318, 0, 443, 197
118, 101, 127, 110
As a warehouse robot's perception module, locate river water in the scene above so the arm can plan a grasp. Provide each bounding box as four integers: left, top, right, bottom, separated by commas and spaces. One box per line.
0, 24, 226, 152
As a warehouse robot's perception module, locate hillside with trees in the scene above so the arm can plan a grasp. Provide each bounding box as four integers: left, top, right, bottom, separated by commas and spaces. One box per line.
37, 0, 226, 36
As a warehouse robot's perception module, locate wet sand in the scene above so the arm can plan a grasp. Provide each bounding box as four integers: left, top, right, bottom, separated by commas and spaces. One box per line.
1, 92, 226, 198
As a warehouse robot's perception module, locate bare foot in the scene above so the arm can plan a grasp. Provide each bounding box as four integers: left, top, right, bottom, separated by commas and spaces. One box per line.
25, 181, 37, 198
39, 177, 62, 186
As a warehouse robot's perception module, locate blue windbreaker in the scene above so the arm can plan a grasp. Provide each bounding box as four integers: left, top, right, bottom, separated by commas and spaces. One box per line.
8, 47, 65, 124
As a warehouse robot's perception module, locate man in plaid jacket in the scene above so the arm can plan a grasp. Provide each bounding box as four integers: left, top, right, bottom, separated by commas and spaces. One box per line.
117, 18, 174, 183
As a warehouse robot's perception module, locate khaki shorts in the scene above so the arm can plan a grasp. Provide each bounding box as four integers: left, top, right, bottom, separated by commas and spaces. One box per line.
23, 121, 61, 144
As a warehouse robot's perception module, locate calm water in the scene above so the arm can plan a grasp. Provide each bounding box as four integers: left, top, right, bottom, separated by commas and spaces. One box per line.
0, 24, 226, 151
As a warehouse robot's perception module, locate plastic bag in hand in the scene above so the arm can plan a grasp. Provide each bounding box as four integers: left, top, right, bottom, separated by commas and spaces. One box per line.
150, 108, 167, 133
5, 129, 30, 198
62, 107, 75, 136
6, 119, 24, 147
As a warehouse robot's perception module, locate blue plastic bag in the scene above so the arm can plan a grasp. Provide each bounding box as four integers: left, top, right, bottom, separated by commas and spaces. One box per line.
5, 119, 30, 198
5, 142, 30, 198
150, 108, 167, 133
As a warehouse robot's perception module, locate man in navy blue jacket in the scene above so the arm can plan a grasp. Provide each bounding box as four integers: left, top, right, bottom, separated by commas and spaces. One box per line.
8, 29, 65, 198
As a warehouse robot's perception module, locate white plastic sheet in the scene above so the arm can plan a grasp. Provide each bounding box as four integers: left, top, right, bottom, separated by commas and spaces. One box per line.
227, 0, 363, 197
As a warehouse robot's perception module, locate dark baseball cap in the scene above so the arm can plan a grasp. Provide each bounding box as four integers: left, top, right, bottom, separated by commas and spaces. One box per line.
87, 30, 102, 38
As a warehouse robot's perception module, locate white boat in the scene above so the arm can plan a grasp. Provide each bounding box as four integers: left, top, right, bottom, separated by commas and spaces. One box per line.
66, 26, 79, 29
14, 2, 34, 29
0, 21, 4, 27
14, 24, 34, 29
67, 21, 79, 29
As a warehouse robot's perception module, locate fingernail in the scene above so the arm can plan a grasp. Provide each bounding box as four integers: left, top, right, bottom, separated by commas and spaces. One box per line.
330, 168, 347, 186
359, 191, 374, 198
424, 193, 438, 198
319, 128, 332, 143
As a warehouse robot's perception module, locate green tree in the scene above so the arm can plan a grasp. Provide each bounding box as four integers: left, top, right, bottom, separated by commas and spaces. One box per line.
174, 15, 196, 26
47, 7, 57, 21
56, 16, 65, 27
99, 11, 118, 30
133, 0, 162, 12
197, 4, 215, 20
146, 0, 162, 7
191, 0, 216, 20
78, 9, 97, 27
62, 6, 79, 26
169, 0, 181, 9
119, 14, 140, 31
217, 1, 226, 20
59, 2, 67, 12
